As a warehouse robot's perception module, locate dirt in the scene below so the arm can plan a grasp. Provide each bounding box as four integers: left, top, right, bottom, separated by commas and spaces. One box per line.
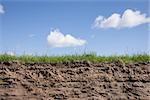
0, 61, 150, 100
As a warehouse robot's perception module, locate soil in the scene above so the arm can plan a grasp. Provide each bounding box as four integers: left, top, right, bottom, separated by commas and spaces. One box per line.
0, 61, 150, 100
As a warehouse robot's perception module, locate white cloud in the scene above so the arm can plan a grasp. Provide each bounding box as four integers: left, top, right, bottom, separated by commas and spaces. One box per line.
94, 9, 150, 29
29, 34, 36, 38
0, 4, 5, 14
5, 51, 15, 56
47, 29, 86, 47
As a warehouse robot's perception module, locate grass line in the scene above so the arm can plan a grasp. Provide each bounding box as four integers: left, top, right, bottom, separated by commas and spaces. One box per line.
0, 53, 149, 63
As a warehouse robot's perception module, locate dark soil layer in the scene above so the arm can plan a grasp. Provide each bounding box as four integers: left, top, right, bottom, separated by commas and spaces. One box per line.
0, 61, 150, 100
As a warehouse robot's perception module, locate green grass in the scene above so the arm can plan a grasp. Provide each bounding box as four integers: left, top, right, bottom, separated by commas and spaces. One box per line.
0, 53, 149, 63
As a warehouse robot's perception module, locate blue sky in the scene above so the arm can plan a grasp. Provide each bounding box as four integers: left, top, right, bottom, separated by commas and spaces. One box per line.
0, 0, 150, 55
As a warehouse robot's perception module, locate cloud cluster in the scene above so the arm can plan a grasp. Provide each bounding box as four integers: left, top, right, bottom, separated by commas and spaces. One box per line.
0, 4, 5, 14
47, 29, 86, 47
94, 9, 150, 29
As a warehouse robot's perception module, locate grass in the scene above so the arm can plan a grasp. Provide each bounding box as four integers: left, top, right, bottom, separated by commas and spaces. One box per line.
0, 53, 149, 63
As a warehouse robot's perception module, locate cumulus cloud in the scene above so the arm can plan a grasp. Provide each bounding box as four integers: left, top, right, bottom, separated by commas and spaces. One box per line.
0, 4, 5, 14
94, 9, 150, 29
47, 29, 86, 47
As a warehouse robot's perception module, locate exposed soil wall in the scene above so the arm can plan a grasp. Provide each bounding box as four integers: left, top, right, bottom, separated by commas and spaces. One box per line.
0, 61, 150, 100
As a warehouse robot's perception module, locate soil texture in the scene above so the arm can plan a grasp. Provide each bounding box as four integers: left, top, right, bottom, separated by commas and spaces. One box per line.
0, 61, 150, 100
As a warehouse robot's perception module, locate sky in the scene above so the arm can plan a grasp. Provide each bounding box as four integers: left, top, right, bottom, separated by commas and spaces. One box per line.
0, 0, 150, 56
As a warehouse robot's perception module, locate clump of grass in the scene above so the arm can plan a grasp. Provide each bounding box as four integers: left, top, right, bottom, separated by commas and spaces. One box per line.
0, 53, 149, 63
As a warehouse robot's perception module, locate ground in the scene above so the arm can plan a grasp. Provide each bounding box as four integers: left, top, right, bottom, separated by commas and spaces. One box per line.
0, 61, 150, 100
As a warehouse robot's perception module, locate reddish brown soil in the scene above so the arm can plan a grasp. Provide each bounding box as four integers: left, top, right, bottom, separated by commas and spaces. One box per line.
0, 61, 150, 100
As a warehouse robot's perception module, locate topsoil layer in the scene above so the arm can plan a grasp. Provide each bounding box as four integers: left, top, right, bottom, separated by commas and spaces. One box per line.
0, 61, 150, 100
